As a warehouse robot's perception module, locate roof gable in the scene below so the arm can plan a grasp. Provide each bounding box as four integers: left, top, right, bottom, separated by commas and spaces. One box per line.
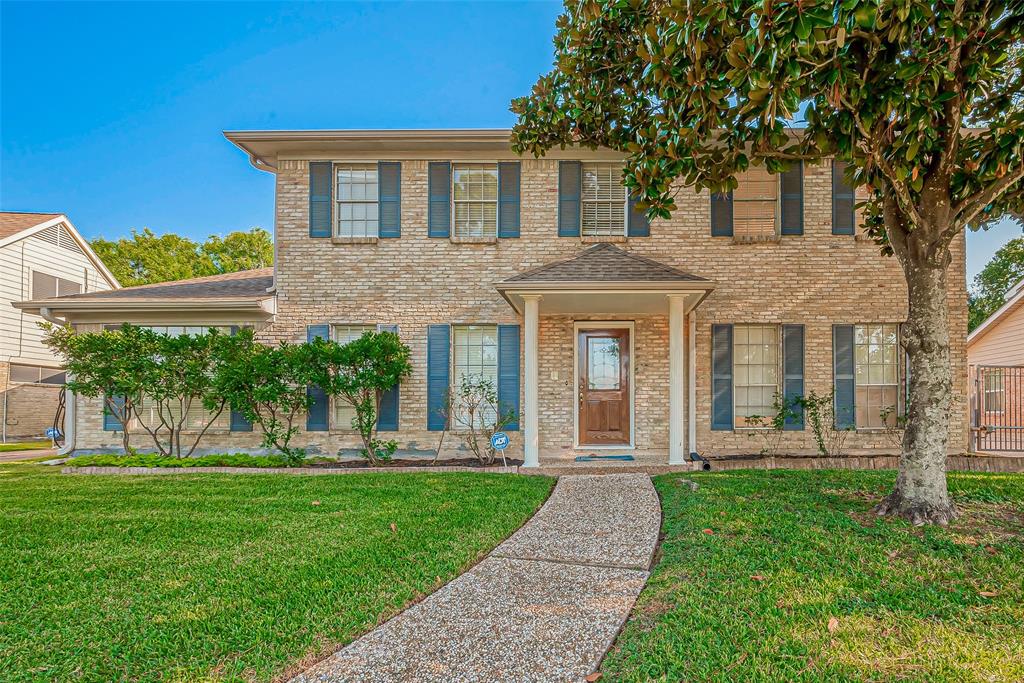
0, 212, 120, 289
503, 243, 707, 284
0, 212, 62, 241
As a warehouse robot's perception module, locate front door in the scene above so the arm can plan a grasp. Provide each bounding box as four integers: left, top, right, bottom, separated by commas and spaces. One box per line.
578, 328, 631, 446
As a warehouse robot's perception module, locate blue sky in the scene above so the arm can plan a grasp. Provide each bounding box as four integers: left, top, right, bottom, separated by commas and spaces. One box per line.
1, 1, 1019, 283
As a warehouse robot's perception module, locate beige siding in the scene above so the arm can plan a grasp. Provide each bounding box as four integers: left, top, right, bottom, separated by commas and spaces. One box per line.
968, 299, 1024, 367
1, 225, 113, 365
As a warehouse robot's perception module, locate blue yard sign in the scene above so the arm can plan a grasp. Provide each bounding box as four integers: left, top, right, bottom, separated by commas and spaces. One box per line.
490, 431, 510, 451
46, 427, 61, 439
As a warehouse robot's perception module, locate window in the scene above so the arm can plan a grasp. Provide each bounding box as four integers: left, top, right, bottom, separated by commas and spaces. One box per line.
332, 325, 375, 429
832, 160, 856, 234
31, 271, 81, 299
734, 324, 780, 428
139, 325, 232, 336
581, 163, 626, 236
453, 164, 498, 238
733, 167, 779, 239
855, 324, 901, 428
9, 363, 65, 385
983, 369, 1005, 413
452, 325, 498, 427
336, 164, 379, 238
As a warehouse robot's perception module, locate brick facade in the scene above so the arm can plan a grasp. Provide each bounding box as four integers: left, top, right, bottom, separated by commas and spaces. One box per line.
1, 361, 61, 440
71, 153, 969, 460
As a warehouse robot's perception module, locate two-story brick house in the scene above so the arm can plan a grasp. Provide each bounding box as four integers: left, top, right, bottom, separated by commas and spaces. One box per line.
18, 129, 969, 463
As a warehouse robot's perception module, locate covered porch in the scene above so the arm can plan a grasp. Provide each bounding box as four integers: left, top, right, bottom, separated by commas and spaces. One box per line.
496, 244, 715, 467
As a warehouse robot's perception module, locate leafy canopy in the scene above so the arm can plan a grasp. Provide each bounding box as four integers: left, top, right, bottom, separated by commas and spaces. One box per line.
512, 0, 1023, 247
91, 227, 273, 286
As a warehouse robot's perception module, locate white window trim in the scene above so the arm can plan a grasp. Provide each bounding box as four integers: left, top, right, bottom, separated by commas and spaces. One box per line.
581, 163, 629, 237
451, 162, 499, 240
853, 322, 904, 431
449, 323, 501, 431
732, 323, 782, 431
727, 172, 783, 240
572, 321, 635, 450
329, 323, 378, 431
333, 162, 380, 239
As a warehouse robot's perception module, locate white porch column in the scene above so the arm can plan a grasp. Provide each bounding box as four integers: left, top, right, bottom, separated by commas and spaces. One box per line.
688, 311, 697, 456
522, 295, 541, 468
668, 295, 686, 464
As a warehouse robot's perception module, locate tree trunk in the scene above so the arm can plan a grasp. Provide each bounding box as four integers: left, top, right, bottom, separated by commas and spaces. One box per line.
875, 255, 959, 525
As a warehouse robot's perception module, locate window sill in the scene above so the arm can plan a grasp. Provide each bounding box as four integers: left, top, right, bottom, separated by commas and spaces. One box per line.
732, 235, 780, 244
856, 427, 903, 433
581, 235, 628, 244
450, 236, 498, 245
331, 236, 379, 245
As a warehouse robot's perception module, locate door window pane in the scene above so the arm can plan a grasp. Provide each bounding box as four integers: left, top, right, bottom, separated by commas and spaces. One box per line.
587, 337, 621, 390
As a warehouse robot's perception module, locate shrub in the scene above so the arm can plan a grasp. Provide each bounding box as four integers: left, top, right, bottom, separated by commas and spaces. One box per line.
743, 393, 800, 457
309, 330, 412, 466
799, 389, 855, 457
212, 331, 313, 465
448, 375, 518, 465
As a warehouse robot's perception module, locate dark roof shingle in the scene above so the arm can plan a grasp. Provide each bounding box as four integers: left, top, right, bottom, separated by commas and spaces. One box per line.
33, 267, 274, 303
503, 243, 706, 283
0, 212, 62, 240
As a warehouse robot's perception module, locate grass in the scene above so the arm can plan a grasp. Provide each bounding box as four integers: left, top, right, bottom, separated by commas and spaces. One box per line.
602, 469, 1024, 682
65, 453, 293, 468
0, 440, 50, 453
0, 463, 553, 682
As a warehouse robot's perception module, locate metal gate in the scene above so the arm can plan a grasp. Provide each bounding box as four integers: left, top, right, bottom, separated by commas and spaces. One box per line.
972, 366, 1024, 452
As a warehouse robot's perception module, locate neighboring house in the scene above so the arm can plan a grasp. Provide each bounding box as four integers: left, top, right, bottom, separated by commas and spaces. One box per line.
1, 212, 118, 441
16, 130, 970, 462
967, 278, 1024, 452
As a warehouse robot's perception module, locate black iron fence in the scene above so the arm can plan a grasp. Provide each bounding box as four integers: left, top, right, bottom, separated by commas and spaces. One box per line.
972, 366, 1024, 452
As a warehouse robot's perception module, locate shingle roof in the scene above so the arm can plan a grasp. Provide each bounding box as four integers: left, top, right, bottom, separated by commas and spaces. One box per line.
0, 212, 62, 240
32, 267, 274, 303
503, 243, 707, 283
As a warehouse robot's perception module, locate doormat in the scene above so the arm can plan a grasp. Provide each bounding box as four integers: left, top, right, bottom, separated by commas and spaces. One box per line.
574, 454, 636, 462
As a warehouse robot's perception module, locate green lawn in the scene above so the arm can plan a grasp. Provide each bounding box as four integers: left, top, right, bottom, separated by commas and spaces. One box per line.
0, 464, 553, 682
0, 441, 50, 453
602, 470, 1024, 682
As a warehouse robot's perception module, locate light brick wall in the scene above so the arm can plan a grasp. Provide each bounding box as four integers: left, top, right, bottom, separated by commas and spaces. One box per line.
1, 361, 62, 440
72, 155, 970, 459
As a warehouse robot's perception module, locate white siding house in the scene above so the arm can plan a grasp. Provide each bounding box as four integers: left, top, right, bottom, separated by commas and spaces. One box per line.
0, 212, 118, 440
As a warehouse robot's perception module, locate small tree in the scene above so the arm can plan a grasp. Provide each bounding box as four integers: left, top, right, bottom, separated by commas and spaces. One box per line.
744, 393, 800, 458
43, 323, 152, 454
213, 331, 312, 465
449, 375, 518, 465
311, 330, 412, 466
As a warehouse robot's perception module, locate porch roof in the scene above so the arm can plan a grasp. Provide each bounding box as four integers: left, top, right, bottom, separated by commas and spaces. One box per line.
496, 244, 715, 315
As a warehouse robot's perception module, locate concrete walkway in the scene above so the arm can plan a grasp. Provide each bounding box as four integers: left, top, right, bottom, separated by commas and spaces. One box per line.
0, 448, 56, 463
291, 473, 661, 683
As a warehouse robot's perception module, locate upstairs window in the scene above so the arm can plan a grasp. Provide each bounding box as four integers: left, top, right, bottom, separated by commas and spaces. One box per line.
732, 167, 779, 239
854, 323, 901, 428
336, 164, 379, 238
734, 324, 780, 428
581, 163, 626, 236
453, 164, 498, 238
31, 271, 81, 299
332, 324, 375, 429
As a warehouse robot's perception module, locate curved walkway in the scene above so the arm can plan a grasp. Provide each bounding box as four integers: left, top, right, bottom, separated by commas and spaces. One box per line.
291, 473, 661, 683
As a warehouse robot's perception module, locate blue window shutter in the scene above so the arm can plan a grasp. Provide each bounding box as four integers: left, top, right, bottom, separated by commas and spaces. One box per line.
426, 324, 451, 431
832, 160, 856, 235
309, 162, 332, 238
833, 324, 856, 429
558, 161, 581, 237
627, 192, 650, 237
306, 324, 330, 431
782, 324, 805, 430
497, 162, 521, 238
376, 324, 400, 431
428, 162, 451, 237
780, 163, 803, 236
103, 395, 125, 431
227, 325, 253, 431
711, 191, 734, 236
378, 162, 401, 238
497, 324, 521, 431
711, 324, 734, 430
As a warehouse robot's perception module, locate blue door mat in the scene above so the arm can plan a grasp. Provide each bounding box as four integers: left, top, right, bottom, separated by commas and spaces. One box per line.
574, 454, 636, 462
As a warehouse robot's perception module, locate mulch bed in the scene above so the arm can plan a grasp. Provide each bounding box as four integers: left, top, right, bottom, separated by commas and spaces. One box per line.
309, 458, 525, 469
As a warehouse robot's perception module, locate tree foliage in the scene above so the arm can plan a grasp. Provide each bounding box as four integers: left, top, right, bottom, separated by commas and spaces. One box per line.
91, 227, 273, 287
512, 0, 1023, 525
969, 235, 1024, 329
307, 331, 412, 466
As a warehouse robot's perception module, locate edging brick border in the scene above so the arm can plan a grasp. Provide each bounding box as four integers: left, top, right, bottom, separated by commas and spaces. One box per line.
61, 455, 1024, 476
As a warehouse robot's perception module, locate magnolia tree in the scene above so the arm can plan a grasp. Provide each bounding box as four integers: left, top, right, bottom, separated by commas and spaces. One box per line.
308, 330, 412, 466
513, 0, 1024, 524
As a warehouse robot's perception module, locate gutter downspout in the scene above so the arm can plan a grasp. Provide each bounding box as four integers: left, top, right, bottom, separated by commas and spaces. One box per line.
40, 308, 75, 456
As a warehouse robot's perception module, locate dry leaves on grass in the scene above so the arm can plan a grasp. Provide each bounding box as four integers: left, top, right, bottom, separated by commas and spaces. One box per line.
827, 617, 840, 634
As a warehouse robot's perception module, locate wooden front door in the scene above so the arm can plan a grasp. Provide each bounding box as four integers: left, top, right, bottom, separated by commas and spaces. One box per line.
578, 328, 631, 446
